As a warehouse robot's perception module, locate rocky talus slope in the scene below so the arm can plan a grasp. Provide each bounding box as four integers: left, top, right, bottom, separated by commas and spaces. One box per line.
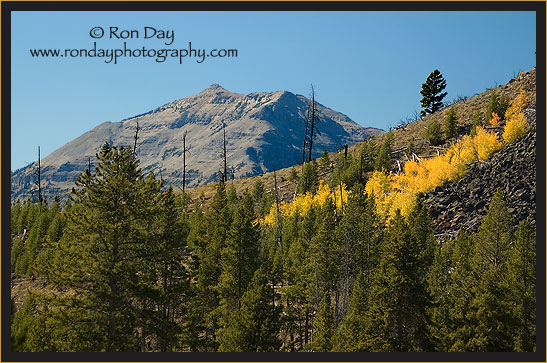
423, 106, 536, 237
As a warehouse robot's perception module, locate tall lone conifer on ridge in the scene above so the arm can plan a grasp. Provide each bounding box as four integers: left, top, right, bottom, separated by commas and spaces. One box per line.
420, 70, 447, 117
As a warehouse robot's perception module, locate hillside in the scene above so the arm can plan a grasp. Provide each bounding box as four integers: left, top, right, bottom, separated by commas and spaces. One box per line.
423, 107, 536, 237
184, 69, 537, 214
11, 85, 382, 201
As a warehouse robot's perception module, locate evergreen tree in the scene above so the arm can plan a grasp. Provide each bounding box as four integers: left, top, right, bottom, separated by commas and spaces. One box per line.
311, 197, 339, 303
184, 203, 208, 351
333, 153, 361, 189
472, 188, 513, 273
334, 185, 381, 320
361, 139, 377, 174
427, 239, 454, 351
470, 111, 482, 136
420, 69, 447, 117
425, 119, 442, 146
285, 205, 319, 349
50, 143, 155, 351
252, 178, 273, 218
11, 292, 55, 351
486, 92, 509, 124
319, 149, 331, 170
11, 200, 22, 233
297, 161, 319, 195
217, 267, 282, 352
505, 219, 536, 352
332, 272, 369, 351
374, 131, 394, 171
138, 185, 190, 352
444, 106, 458, 139
217, 193, 260, 327
363, 205, 433, 352
289, 166, 298, 184
311, 292, 335, 352
468, 189, 514, 351
193, 181, 232, 351
444, 232, 477, 352
16, 203, 52, 276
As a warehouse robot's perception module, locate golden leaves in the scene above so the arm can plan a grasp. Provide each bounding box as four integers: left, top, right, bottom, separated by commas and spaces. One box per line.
503, 90, 529, 143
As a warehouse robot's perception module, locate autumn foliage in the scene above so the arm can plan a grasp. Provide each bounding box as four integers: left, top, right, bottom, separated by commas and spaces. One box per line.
503, 90, 529, 143
366, 126, 502, 219
263, 91, 531, 224
264, 123, 503, 225
489, 112, 501, 126
264, 180, 349, 226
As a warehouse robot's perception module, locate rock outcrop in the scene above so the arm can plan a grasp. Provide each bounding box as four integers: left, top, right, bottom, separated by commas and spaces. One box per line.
423, 106, 536, 237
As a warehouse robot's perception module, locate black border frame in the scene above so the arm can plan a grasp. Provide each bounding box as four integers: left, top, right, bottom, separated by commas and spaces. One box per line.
1, 1, 545, 362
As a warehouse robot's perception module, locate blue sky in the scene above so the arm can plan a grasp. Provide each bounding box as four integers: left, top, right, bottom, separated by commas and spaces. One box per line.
11, 11, 536, 171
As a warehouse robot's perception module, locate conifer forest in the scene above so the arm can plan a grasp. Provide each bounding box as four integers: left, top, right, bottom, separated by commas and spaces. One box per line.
10, 82, 537, 353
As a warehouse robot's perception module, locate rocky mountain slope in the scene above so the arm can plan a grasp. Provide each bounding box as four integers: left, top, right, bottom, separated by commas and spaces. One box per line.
423, 105, 536, 237
11, 85, 382, 201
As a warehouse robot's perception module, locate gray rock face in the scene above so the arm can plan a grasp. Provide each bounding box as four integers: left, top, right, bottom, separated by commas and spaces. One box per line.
11, 85, 382, 201
423, 106, 536, 238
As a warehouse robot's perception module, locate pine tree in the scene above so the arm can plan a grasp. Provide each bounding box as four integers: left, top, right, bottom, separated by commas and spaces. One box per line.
11, 292, 56, 351
425, 119, 442, 146
17, 203, 52, 276
11, 200, 22, 233
470, 111, 482, 136
193, 181, 232, 350
427, 239, 454, 351
420, 69, 447, 117
332, 272, 369, 351
297, 161, 319, 194
184, 203, 208, 351
505, 219, 536, 352
486, 92, 509, 124
217, 193, 260, 327
320, 149, 331, 170
138, 185, 190, 352
444, 106, 458, 139
444, 231, 476, 352
311, 197, 339, 303
363, 204, 434, 352
361, 140, 377, 174
217, 267, 282, 352
472, 188, 513, 274
374, 131, 394, 171
311, 292, 335, 352
334, 185, 381, 320
50, 143, 155, 351
468, 188, 514, 351
285, 205, 319, 349
289, 166, 298, 183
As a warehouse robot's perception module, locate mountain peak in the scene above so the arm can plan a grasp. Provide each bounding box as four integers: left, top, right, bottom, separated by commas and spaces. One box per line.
203, 83, 226, 92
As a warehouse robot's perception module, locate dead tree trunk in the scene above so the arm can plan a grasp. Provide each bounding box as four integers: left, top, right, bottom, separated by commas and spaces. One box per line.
307, 85, 316, 163
37, 146, 42, 207
337, 155, 344, 214
359, 148, 364, 185
273, 168, 283, 253
133, 121, 140, 156
223, 123, 228, 183
302, 105, 310, 169
182, 130, 187, 193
